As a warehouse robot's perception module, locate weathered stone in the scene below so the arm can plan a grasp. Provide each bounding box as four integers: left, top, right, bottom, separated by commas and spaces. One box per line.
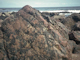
69, 31, 80, 43
62, 13, 80, 30
72, 54, 80, 60
73, 21, 80, 31
0, 5, 80, 60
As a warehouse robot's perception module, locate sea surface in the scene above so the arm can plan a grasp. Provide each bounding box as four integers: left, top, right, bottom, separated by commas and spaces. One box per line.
0, 6, 80, 16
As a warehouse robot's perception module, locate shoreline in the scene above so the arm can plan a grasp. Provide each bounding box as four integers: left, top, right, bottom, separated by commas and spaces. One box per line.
0, 10, 79, 19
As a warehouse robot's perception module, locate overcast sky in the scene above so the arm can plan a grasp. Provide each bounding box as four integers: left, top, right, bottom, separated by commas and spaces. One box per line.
0, 0, 80, 8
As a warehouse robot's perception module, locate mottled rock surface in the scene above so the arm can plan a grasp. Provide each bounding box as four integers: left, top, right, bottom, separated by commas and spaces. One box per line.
42, 12, 65, 22
61, 13, 80, 30
64, 13, 80, 60
0, 5, 80, 60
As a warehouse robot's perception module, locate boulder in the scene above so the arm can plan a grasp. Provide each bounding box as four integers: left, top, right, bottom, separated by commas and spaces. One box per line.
0, 12, 15, 20
0, 5, 79, 60
73, 21, 80, 31
41, 12, 59, 17
62, 13, 80, 30
72, 45, 80, 60
41, 12, 65, 22
69, 31, 80, 44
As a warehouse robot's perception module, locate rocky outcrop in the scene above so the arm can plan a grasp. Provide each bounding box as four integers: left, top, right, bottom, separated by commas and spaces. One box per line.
61, 13, 80, 30
0, 12, 15, 20
41, 12, 59, 17
65, 13, 80, 60
42, 12, 65, 22
0, 5, 80, 60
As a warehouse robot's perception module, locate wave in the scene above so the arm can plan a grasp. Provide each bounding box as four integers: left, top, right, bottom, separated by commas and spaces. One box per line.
40, 10, 80, 17
40, 10, 80, 13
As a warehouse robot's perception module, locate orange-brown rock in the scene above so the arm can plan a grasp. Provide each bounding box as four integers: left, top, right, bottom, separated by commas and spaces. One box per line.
0, 5, 79, 60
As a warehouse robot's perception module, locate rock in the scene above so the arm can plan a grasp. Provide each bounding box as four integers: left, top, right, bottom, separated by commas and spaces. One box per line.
73, 45, 80, 54
0, 5, 79, 60
72, 54, 80, 60
69, 31, 80, 55
0, 13, 8, 20
5, 12, 11, 17
0, 19, 3, 27
41, 12, 65, 22
69, 31, 80, 44
71, 13, 80, 22
41, 12, 59, 17
73, 21, 80, 31
42, 12, 70, 40
0, 13, 2, 16
62, 13, 80, 30
0, 12, 15, 20
53, 15, 65, 22
68, 40, 80, 54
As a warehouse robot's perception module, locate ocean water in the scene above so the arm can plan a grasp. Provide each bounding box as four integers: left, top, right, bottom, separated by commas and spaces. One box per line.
35, 6, 80, 13
0, 6, 80, 16
35, 6, 80, 16
0, 8, 21, 12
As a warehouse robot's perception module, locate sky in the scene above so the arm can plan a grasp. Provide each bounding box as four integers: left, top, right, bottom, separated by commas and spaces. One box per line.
0, 0, 80, 8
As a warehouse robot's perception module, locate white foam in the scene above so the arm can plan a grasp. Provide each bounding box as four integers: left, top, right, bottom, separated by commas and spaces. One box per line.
40, 10, 80, 16
40, 10, 80, 13
59, 13, 72, 16
68, 10, 80, 13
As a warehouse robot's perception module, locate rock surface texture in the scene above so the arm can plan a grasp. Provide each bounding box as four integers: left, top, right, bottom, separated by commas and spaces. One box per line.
0, 5, 80, 60
61, 13, 80, 30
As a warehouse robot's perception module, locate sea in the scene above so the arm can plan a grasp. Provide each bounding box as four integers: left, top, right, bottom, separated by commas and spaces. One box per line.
0, 6, 80, 16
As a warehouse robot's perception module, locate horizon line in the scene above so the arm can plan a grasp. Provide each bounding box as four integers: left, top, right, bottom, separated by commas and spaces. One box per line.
0, 6, 80, 8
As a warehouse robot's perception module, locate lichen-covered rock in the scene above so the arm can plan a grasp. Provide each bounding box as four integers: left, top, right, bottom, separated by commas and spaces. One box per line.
0, 5, 79, 60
